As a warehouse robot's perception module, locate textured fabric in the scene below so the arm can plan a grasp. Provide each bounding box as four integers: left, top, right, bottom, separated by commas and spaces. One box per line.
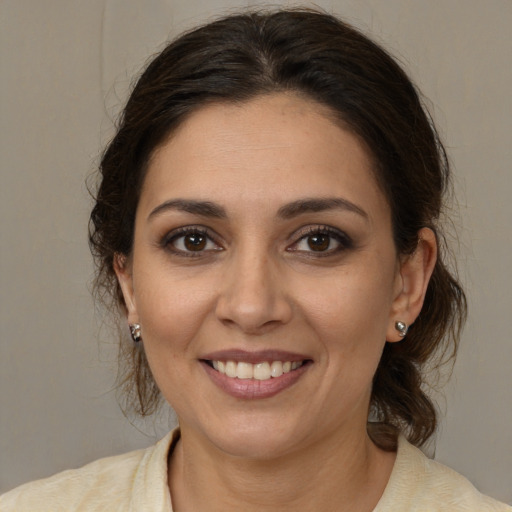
373, 436, 511, 511
0, 430, 178, 512
1, 430, 510, 511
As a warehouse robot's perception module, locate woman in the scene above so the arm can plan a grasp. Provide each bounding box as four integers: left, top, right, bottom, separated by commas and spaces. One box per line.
1, 8, 510, 511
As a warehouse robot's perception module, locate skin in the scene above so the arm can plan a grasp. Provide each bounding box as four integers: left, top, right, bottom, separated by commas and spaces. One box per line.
115, 93, 437, 511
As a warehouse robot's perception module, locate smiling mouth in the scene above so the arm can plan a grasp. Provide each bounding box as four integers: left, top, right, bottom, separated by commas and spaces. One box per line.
204, 360, 309, 380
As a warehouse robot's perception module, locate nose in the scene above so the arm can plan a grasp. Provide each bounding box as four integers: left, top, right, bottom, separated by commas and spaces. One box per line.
215, 247, 293, 334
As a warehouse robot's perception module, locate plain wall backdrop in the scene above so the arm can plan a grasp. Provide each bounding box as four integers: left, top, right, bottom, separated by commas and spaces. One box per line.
1, 0, 511, 504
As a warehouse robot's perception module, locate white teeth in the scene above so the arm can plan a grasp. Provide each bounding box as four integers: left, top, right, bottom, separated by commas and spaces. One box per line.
254, 362, 271, 380
211, 360, 305, 380
270, 361, 283, 378
225, 361, 237, 378
237, 362, 253, 380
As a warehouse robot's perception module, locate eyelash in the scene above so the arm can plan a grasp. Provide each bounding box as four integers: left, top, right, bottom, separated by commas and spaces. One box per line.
287, 225, 353, 256
161, 226, 222, 257
160, 225, 353, 258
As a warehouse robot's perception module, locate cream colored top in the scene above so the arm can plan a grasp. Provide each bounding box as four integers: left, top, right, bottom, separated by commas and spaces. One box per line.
1, 430, 510, 511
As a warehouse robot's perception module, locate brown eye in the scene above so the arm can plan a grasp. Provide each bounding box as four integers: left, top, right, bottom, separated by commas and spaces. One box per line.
184, 233, 207, 251
307, 234, 330, 251
289, 226, 352, 256
165, 228, 221, 255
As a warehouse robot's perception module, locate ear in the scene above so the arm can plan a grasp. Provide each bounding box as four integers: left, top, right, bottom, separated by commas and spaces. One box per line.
387, 227, 437, 342
113, 253, 138, 324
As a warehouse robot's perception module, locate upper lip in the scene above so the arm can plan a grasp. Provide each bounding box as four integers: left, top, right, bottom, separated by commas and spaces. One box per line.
200, 349, 311, 364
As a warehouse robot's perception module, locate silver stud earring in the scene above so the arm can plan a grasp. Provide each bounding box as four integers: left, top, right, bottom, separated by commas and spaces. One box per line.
395, 321, 408, 337
129, 323, 142, 343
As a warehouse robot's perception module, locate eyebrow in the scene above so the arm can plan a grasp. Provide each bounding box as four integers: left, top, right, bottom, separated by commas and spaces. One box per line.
148, 199, 227, 220
148, 197, 368, 222
277, 197, 368, 220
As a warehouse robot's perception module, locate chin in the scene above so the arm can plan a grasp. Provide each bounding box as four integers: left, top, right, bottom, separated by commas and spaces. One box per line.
194, 412, 310, 461
213, 429, 300, 460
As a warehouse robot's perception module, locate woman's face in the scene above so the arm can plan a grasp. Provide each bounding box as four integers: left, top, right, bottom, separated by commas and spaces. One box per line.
117, 93, 411, 458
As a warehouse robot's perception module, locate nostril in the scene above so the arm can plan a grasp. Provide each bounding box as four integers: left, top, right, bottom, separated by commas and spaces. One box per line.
214, 264, 294, 332
219, 316, 281, 335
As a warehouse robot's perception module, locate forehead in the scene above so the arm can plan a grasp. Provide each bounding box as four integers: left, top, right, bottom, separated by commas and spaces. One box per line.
140, 93, 388, 221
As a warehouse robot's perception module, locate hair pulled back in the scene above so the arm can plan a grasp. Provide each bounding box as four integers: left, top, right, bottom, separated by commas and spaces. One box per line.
89, 9, 466, 450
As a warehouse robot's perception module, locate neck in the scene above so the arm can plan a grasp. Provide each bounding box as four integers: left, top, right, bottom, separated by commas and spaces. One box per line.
168, 425, 395, 512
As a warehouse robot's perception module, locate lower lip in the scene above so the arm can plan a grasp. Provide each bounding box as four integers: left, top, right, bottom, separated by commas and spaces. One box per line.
201, 361, 310, 399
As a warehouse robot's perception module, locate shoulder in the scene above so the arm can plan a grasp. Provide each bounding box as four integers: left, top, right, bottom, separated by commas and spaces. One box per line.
0, 430, 177, 512
0, 450, 144, 511
375, 436, 512, 511
0, 449, 147, 512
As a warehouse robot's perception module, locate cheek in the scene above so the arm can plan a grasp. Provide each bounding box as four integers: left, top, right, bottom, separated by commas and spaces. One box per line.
132, 271, 219, 406
133, 266, 217, 352
294, 265, 396, 344
292, 261, 397, 395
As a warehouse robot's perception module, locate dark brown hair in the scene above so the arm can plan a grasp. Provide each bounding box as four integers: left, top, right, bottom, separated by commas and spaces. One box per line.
89, 8, 466, 450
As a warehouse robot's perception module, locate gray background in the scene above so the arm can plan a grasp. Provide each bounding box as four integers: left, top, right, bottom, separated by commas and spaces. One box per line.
1, 0, 511, 503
